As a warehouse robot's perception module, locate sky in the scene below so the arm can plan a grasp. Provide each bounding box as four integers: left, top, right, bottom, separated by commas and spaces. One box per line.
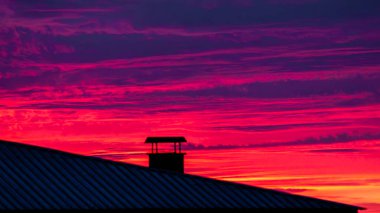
1, 0, 380, 212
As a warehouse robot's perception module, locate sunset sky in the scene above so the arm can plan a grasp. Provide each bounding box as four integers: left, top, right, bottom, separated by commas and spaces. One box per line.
1, 0, 380, 212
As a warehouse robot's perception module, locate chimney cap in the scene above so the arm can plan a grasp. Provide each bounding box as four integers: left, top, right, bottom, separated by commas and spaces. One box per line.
145, 136, 187, 143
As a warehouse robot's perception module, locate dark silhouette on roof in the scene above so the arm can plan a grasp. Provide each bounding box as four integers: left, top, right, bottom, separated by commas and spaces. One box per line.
145, 136, 187, 143
146, 136, 186, 173
0, 139, 364, 212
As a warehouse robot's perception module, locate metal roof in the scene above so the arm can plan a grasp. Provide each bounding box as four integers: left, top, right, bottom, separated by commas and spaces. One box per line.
0, 140, 363, 211
145, 136, 187, 143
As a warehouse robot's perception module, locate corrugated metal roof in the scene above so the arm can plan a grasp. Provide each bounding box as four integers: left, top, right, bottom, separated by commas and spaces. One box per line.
0, 140, 363, 211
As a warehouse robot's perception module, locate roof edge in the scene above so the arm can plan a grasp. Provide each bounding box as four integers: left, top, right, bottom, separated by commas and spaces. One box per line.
0, 139, 364, 210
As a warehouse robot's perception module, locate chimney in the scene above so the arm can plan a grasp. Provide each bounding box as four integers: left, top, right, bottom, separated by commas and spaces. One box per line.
145, 136, 186, 173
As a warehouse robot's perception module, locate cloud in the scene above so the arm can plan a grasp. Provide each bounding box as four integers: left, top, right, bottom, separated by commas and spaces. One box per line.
163, 75, 380, 99
286, 133, 380, 146
212, 122, 344, 132
308, 148, 363, 153
184, 133, 380, 150
274, 188, 313, 193
125, 0, 380, 28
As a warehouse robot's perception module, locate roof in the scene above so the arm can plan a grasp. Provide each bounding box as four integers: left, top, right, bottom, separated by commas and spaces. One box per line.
145, 136, 187, 143
0, 139, 363, 211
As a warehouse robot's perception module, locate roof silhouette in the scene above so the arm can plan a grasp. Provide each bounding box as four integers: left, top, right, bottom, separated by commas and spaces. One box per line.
0, 139, 363, 212
145, 136, 187, 143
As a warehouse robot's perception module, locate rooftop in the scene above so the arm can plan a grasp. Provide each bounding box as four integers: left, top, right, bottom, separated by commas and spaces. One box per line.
0, 139, 364, 212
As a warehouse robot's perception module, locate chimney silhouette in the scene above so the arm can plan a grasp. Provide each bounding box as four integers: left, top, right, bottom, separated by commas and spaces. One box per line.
145, 136, 186, 173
